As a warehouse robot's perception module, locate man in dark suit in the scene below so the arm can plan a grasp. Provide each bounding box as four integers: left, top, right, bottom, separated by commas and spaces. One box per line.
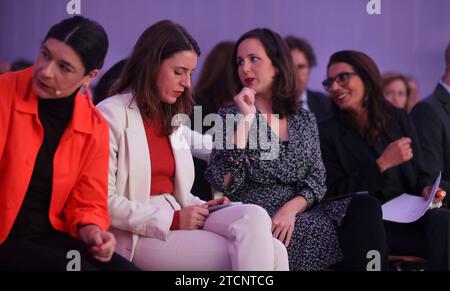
411, 42, 450, 206
285, 36, 331, 121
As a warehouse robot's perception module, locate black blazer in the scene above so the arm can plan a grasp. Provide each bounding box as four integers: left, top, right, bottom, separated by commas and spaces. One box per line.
411, 84, 450, 194
318, 106, 432, 203
307, 90, 332, 122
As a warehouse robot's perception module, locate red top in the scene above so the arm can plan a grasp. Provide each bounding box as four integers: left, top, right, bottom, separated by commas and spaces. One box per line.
143, 117, 175, 195
143, 117, 180, 229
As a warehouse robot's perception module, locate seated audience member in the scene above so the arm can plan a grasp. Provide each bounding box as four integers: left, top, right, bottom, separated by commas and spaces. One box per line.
97, 20, 289, 271
0, 16, 139, 271
206, 28, 388, 271
382, 72, 410, 111
411, 42, 450, 204
319, 50, 450, 271
285, 36, 331, 121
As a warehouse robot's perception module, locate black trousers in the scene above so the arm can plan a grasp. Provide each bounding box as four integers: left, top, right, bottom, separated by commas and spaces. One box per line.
384, 207, 450, 271
0, 232, 140, 271
335, 194, 389, 271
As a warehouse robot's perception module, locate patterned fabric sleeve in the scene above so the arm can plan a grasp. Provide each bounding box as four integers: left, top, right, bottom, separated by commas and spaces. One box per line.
295, 112, 327, 208
204, 107, 253, 195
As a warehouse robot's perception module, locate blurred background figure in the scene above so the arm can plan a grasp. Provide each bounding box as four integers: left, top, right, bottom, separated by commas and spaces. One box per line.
193, 41, 237, 133
406, 76, 420, 112
10, 59, 33, 72
93, 59, 127, 105
0, 61, 10, 74
382, 72, 411, 111
285, 36, 331, 121
190, 41, 238, 200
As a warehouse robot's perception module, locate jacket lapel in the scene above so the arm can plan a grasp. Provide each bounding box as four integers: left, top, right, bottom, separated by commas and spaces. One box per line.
122, 93, 194, 207
340, 125, 373, 168
124, 95, 151, 204
339, 117, 417, 190
435, 84, 450, 119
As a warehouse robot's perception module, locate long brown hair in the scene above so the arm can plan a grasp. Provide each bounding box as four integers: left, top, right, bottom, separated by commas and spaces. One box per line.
110, 20, 201, 135
232, 28, 297, 118
327, 50, 390, 145
194, 41, 237, 108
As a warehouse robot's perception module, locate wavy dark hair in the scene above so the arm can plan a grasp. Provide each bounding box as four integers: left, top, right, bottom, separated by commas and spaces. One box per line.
110, 20, 200, 135
232, 28, 297, 118
327, 50, 390, 145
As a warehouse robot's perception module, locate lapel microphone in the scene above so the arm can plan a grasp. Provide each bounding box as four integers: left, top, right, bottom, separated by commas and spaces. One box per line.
53, 78, 87, 97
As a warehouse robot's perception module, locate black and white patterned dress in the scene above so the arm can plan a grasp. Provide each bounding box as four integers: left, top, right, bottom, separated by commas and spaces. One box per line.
205, 106, 351, 271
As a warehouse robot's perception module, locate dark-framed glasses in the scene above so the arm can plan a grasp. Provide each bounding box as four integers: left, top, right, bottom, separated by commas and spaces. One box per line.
322, 72, 358, 91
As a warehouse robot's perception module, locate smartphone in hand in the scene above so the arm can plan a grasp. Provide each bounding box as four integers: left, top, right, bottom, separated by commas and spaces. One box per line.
208, 202, 242, 212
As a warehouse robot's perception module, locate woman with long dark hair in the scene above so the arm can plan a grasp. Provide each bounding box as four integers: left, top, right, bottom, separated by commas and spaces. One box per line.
206, 29, 388, 271
319, 50, 449, 270
97, 20, 288, 271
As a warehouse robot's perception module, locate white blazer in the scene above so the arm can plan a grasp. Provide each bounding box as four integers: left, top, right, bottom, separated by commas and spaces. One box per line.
97, 92, 212, 260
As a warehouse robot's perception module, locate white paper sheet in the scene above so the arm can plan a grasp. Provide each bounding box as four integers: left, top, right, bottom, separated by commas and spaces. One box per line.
382, 172, 442, 223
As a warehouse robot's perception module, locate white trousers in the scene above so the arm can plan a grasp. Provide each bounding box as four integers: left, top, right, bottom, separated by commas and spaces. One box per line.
132, 203, 289, 271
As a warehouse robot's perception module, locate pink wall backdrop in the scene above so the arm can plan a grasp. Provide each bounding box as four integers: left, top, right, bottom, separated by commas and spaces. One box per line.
1, 0, 449, 98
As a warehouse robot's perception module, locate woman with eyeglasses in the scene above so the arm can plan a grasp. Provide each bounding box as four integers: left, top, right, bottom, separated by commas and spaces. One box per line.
318, 50, 450, 270
206, 29, 388, 271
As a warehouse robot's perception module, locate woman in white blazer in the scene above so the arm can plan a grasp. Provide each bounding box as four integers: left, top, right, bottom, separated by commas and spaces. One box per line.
97, 20, 288, 271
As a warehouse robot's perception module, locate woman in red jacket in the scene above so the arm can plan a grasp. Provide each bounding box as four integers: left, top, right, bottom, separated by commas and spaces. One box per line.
0, 16, 138, 271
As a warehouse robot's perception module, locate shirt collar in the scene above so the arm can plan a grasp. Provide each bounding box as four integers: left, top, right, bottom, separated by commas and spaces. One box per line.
14, 68, 94, 134
298, 90, 310, 111
439, 80, 450, 94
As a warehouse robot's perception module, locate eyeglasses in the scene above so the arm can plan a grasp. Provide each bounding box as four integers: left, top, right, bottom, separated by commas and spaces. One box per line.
322, 72, 358, 91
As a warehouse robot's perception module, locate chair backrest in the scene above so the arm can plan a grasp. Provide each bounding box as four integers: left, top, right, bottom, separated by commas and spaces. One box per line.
389, 255, 427, 271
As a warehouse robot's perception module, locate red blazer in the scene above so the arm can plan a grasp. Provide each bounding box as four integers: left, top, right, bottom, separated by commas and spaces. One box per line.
0, 68, 110, 244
